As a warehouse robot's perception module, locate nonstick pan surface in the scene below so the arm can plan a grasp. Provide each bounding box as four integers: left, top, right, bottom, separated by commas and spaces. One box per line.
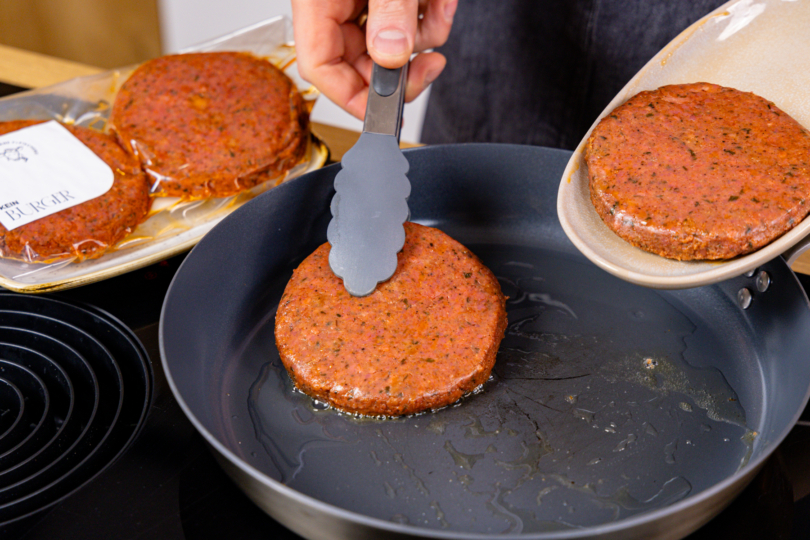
160, 144, 810, 540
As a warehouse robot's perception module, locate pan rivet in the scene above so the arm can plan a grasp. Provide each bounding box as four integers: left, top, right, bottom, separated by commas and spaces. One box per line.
756, 271, 771, 292
744, 269, 756, 278
737, 288, 752, 310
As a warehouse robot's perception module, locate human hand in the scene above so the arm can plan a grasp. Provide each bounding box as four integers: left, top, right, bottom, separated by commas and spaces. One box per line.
291, 0, 456, 119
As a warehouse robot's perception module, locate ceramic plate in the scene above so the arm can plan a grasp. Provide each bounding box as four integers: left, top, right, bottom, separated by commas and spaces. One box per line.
0, 16, 329, 293
557, 0, 810, 289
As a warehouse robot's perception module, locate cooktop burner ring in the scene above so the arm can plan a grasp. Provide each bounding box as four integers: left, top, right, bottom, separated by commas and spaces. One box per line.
0, 362, 49, 459
0, 293, 151, 525
0, 342, 74, 473
0, 380, 24, 442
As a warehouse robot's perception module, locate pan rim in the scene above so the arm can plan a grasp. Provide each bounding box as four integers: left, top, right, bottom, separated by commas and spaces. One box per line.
159, 143, 810, 539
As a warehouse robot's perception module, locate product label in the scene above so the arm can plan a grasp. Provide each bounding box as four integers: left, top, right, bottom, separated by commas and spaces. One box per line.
0, 121, 113, 230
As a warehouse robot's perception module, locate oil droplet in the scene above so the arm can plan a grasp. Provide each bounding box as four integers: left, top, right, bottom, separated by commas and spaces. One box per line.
463, 416, 500, 438
565, 394, 578, 404
444, 440, 485, 470
312, 400, 329, 411
456, 473, 473, 486
739, 430, 759, 468
430, 501, 450, 528
600, 476, 692, 511
613, 433, 638, 452
427, 418, 448, 435
644, 357, 658, 369
536, 485, 556, 504
664, 439, 677, 464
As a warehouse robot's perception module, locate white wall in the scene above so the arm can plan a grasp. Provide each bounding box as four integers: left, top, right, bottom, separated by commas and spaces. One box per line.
157, 0, 429, 143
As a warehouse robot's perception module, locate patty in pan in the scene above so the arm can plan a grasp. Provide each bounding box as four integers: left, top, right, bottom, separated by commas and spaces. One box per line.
585, 82, 810, 260
275, 222, 508, 417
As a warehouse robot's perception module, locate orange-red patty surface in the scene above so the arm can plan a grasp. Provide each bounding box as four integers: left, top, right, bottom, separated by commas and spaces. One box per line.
110, 52, 309, 200
586, 82, 810, 260
275, 222, 508, 417
0, 120, 151, 262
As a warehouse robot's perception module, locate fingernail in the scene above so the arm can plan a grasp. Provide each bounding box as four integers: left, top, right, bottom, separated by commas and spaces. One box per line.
425, 68, 443, 85
372, 28, 409, 56
444, 0, 458, 23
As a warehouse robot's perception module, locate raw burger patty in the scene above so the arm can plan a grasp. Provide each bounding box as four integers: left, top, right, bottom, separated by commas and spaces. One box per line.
0, 120, 151, 262
275, 222, 508, 417
109, 51, 309, 200
585, 82, 810, 260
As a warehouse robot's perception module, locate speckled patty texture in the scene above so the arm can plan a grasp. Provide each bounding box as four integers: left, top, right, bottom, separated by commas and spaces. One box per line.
0, 120, 151, 263
274, 222, 508, 417
585, 82, 810, 260
110, 52, 309, 200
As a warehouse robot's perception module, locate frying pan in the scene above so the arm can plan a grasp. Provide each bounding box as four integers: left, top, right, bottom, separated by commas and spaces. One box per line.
160, 144, 810, 540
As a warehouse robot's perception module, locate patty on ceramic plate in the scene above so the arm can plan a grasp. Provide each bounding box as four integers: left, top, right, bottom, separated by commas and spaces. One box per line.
585, 82, 810, 260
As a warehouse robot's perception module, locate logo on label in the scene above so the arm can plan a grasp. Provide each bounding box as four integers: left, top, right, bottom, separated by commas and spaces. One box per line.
0, 141, 38, 163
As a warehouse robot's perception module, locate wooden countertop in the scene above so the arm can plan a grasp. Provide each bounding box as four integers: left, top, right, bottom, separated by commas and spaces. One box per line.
1, 43, 809, 275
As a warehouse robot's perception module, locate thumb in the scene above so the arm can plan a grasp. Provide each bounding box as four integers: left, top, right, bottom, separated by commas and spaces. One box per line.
366, 0, 418, 69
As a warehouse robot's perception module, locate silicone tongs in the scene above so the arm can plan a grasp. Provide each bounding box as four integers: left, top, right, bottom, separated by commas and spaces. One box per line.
326, 62, 411, 296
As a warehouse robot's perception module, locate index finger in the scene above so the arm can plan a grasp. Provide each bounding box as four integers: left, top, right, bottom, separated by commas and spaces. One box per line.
291, 0, 372, 117
291, 0, 364, 79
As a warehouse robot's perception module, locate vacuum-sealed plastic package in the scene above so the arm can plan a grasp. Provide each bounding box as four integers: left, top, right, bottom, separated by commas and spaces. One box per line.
0, 16, 328, 292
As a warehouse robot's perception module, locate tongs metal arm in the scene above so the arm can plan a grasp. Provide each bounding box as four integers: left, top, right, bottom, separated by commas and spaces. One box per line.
363, 62, 408, 140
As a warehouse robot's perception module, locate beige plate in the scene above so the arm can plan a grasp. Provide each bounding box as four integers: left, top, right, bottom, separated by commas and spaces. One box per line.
0, 135, 329, 294
0, 16, 330, 294
557, 0, 810, 289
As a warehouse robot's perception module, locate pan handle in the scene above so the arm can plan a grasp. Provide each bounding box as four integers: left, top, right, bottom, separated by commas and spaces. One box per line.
782, 233, 810, 267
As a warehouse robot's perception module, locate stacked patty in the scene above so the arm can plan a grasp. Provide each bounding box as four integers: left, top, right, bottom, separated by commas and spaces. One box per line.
585, 82, 810, 260
0, 51, 308, 265
0, 120, 151, 262
109, 52, 309, 200
275, 222, 508, 417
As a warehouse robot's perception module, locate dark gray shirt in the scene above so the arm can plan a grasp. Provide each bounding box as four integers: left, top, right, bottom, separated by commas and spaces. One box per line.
421, 0, 727, 149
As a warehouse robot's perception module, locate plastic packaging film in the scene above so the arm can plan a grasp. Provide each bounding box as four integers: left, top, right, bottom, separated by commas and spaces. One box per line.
0, 16, 328, 292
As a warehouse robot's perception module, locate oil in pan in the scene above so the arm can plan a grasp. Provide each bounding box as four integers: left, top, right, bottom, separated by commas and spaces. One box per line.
242, 243, 755, 534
